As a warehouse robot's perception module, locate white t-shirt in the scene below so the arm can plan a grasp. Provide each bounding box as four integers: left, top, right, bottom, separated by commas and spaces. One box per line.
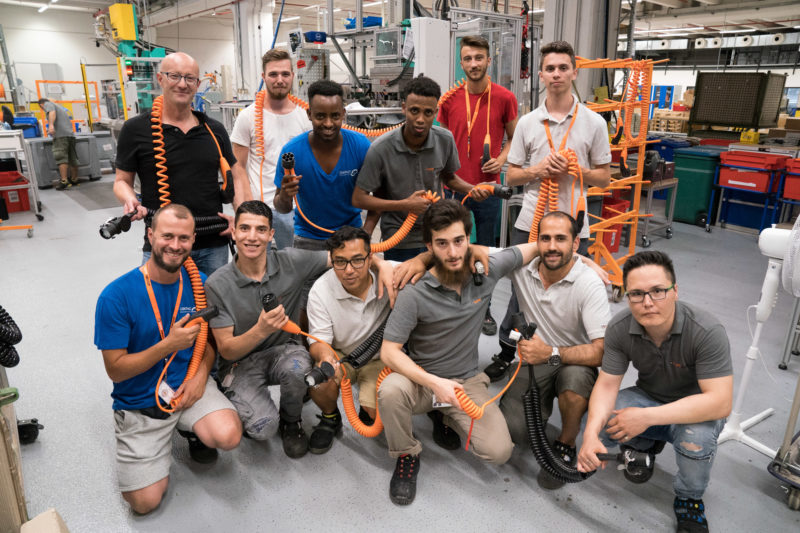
508, 95, 611, 239
230, 103, 311, 208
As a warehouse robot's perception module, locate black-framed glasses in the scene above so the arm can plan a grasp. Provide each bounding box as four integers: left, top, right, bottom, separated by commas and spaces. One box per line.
332, 255, 368, 270
626, 284, 675, 303
160, 72, 200, 86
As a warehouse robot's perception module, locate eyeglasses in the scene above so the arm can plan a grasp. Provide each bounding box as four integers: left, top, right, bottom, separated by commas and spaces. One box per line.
160, 72, 200, 86
626, 284, 675, 303
332, 255, 368, 270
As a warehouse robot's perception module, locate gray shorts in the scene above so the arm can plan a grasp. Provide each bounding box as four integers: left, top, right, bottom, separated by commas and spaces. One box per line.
113, 377, 235, 492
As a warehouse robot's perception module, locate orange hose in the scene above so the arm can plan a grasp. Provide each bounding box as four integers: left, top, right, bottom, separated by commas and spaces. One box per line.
151, 95, 171, 206
254, 90, 267, 201
371, 191, 440, 253
438, 78, 466, 107
287, 93, 402, 138
460, 183, 495, 205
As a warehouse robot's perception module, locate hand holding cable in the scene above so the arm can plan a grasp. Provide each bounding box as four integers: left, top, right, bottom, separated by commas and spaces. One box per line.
164, 315, 201, 353
461, 183, 513, 205
255, 301, 291, 337
404, 190, 434, 215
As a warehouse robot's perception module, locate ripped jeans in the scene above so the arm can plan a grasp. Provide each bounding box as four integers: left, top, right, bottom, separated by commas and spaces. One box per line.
600, 386, 725, 500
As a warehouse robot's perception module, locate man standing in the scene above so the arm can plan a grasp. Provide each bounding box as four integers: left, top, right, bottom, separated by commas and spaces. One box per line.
305, 226, 392, 451
39, 97, 79, 190
499, 211, 610, 489
438, 35, 519, 334
205, 201, 393, 458
353, 75, 490, 262
230, 49, 311, 249
94, 204, 242, 514
577, 251, 732, 533
274, 80, 371, 251
378, 199, 538, 506
485, 40, 612, 381
114, 52, 247, 275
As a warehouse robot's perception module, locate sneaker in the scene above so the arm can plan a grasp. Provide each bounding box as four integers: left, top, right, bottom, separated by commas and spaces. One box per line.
358, 406, 375, 425
483, 353, 513, 383
177, 430, 218, 464
674, 497, 709, 533
55, 180, 71, 191
308, 411, 342, 454
278, 419, 308, 459
427, 410, 461, 450
481, 313, 498, 336
536, 440, 576, 490
390, 454, 420, 505
68, 178, 79, 187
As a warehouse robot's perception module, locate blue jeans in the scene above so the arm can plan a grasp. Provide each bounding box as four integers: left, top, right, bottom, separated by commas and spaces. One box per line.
383, 246, 427, 262
271, 210, 295, 250
142, 245, 229, 276
445, 190, 501, 247
599, 386, 725, 500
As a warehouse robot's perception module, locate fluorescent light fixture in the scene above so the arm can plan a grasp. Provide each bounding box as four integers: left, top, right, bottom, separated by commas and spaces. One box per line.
51, 0, 58, 3
282, 16, 300, 22
38, 4, 49, 12
528, 9, 544, 13
719, 28, 755, 34
668, 33, 689, 37
635, 27, 696, 34
364, 0, 387, 6
794, 25, 800, 29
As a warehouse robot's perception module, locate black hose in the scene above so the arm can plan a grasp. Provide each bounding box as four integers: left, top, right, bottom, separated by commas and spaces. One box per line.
342, 320, 387, 369
0, 344, 19, 368
99, 209, 229, 240
0, 305, 22, 346
523, 365, 594, 483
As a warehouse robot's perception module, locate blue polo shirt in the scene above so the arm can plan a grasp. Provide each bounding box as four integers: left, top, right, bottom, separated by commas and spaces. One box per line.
274, 129, 371, 240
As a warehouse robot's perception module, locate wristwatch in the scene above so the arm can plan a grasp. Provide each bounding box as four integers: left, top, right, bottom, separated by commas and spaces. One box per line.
548, 346, 561, 367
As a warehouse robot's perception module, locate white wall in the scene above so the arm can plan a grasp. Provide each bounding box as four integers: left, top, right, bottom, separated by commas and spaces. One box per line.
154, 18, 235, 82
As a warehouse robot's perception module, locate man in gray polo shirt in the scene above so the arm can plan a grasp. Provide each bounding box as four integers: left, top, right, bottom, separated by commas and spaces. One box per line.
378, 199, 539, 506
499, 211, 610, 490
352, 75, 491, 263
206, 200, 394, 458
38, 97, 79, 190
577, 251, 732, 533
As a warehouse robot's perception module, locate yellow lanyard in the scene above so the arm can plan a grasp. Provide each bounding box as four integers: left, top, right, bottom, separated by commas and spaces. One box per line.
140, 264, 183, 341
464, 82, 492, 158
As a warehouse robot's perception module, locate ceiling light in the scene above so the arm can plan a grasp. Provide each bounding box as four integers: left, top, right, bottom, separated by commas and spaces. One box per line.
528, 9, 544, 13
364, 1, 387, 6
667, 33, 689, 37
38, 4, 49, 12
635, 27, 696, 34
719, 28, 755, 34
282, 16, 300, 22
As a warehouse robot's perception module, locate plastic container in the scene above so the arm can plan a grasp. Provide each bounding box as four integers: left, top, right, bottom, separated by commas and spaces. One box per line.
670, 146, 727, 224
649, 137, 691, 162
601, 198, 630, 253
0, 179, 30, 213
720, 150, 790, 170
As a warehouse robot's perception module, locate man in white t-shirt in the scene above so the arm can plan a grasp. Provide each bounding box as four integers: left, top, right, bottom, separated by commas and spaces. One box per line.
231, 49, 312, 249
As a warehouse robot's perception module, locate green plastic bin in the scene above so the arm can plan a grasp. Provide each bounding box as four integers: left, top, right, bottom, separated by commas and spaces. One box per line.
669, 146, 727, 225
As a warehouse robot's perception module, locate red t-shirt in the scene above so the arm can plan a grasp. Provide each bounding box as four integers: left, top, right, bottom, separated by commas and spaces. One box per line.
438, 82, 518, 185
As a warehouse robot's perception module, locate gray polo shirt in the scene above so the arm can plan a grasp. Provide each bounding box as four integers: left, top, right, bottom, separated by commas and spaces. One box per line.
508, 96, 611, 239
42, 101, 74, 138
205, 248, 328, 371
602, 301, 732, 404
511, 256, 610, 348
384, 247, 523, 379
356, 125, 460, 249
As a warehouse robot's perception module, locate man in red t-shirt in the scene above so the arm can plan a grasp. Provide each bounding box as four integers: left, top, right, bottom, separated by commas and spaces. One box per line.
438, 34, 518, 335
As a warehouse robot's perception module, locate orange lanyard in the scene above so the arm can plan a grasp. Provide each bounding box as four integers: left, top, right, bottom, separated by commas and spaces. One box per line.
464, 82, 492, 158
543, 102, 579, 153
140, 264, 183, 341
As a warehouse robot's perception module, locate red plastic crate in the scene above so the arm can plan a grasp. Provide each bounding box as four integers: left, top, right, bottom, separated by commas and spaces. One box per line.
786, 159, 800, 174
720, 150, 790, 170
0, 171, 25, 185
0, 179, 31, 213
784, 175, 800, 201
719, 167, 777, 193
601, 199, 630, 253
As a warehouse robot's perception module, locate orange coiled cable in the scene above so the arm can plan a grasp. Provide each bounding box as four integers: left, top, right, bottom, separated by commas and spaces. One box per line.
253, 90, 267, 201
438, 78, 466, 107
371, 191, 440, 253
151, 95, 171, 206
459, 183, 494, 205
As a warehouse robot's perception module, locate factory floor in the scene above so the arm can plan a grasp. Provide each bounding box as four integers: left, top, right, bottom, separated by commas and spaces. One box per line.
2, 176, 800, 532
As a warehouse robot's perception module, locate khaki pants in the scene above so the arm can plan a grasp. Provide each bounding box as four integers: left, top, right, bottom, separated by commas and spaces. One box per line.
378, 371, 513, 464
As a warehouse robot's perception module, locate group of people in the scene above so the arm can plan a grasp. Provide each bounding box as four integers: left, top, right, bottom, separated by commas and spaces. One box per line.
93, 37, 732, 533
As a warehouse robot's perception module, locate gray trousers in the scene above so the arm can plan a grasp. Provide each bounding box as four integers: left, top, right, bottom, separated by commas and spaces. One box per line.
220, 343, 312, 439
378, 371, 513, 464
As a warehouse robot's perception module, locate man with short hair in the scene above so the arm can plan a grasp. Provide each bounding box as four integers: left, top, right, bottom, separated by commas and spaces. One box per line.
353, 75, 491, 262
438, 34, 519, 335
499, 211, 610, 490
114, 52, 247, 275
94, 204, 242, 515
305, 226, 392, 452
39, 97, 79, 190
274, 80, 371, 251
378, 199, 539, 506
486, 40, 612, 381
230, 48, 311, 249
205, 201, 394, 458
577, 251, 733, 533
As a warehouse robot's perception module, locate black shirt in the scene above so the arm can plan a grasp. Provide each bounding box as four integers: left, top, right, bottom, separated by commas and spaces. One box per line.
115, 110, 236, 251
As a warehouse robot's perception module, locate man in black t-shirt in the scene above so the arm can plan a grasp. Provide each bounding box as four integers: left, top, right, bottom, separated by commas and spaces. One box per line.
113, 52, 247, 276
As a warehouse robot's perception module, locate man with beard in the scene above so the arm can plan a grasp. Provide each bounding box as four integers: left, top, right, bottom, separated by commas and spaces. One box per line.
377, 199, 539, 506
353, 75, 492, 262
274, 80, 371, 251
230, 49, 311, 249
94, 204, 242, 514
438, 35, 519, 335
498, 211, 610, 489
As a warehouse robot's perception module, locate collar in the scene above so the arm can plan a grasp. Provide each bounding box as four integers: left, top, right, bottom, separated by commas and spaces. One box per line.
392, 124, 437, 154
533, 94, 578, 123
232, 250, 279, 287
628, 300, 686, 337
332, 270, 379, 303
528, 255, 583, 285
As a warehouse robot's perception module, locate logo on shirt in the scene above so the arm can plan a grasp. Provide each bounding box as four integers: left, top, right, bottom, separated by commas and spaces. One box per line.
179, 306, 196, 317
473, 298, 482, 304
340, 169, 359, 178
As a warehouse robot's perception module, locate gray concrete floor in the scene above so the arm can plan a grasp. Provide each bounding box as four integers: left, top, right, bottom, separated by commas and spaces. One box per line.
2, 177, 800, 532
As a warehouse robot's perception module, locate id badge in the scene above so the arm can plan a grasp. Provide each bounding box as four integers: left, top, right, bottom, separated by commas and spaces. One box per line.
221, 368, 234, 388
431, 393, 451, 409
158, 381, 176, 404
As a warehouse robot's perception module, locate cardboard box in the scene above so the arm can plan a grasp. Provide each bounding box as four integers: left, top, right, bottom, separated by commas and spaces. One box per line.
785, 117, 800, 131
21, 509, 70, 533
767, 128, 786, 138
0, 368, 27, 533
778, 113, 788, 129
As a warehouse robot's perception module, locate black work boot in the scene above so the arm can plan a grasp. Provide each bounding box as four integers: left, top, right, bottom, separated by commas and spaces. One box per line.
390, 454, 420, 505
177, 430, 218, 464
484, 349, 515, 382
308, 410, 343, 454
427, 410, 461, 450
674, 497, 709, 532
278, 419, 308, 458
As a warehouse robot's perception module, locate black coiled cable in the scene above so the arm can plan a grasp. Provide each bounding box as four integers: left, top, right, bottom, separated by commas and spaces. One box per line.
99, 209, 229, 239
342, 320, 387, 369
0, 305, 21, 368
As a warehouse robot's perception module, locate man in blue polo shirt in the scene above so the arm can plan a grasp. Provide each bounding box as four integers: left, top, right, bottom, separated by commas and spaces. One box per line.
274, 80, 372, 251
